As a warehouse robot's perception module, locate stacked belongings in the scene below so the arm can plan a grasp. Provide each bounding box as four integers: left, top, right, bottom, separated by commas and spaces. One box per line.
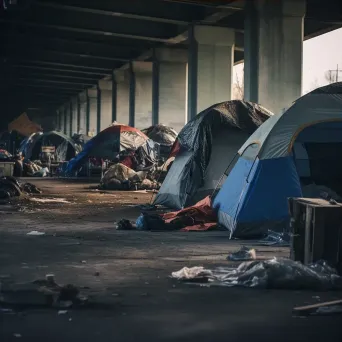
135, 196, 218, 231
153, 100, 273, 210
141, 124, 178, 162
66, 124, 159, 188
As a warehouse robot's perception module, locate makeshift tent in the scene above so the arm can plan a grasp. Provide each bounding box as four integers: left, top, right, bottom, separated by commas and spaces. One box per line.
142, 125, 178, 157
0, 149, 12, 161
154, 100, 273, 209
213, 83, 342, 239
66, 124, 158, 173
20, 131, 81, 162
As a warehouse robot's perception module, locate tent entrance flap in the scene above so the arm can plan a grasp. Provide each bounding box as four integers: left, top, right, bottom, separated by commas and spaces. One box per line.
293, 122, 342, 198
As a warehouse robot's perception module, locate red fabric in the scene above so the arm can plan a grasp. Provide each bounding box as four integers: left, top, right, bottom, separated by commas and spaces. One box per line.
169, 139, 181, 158
120, 156, 134, 169
101, 124, 148, 140
161, 196, 217, 231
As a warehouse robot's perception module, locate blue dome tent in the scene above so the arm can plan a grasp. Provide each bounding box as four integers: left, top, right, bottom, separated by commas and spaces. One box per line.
213, 83, 342, 239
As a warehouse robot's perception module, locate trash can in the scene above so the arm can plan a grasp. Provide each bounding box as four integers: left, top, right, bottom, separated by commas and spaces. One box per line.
0, 162, 14, 177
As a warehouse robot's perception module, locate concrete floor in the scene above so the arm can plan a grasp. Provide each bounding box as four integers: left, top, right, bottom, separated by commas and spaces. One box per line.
0, 179, 341, 342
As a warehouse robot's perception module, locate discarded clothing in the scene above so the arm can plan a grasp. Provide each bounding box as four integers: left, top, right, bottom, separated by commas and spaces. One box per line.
116, 219, 135, 230
257, 230, 290, 247
227, 246, 256, 261
136, 213, 170, 231
171, 258, 342, 290
171, 267, 212, 281
161, 196, 217, 231
22, 183, 42, 194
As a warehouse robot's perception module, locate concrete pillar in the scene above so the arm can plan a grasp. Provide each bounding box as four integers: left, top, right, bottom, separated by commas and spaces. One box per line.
63, 106, 67, 135
114, 69, 130, 125
244, 0, 306, 114
98, 79, 113, 131
64, 103, 71, 136
154, 48, 187, 133
78, 91, 87, 135
87, 88, 97, 136
111, 72, 117, 123
71, 96, 78, 136
188, 26, 235, 120
132, 61, 152, 129
56, 109, 60, 131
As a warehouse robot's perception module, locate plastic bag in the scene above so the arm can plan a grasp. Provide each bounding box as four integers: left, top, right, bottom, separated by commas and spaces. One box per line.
172, 258, 342, 290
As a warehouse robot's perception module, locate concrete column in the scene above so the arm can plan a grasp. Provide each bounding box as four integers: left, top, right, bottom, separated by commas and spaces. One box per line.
63, 106, 67, 135
78, 91, 87, 135
132, 61, 153, 129
98, 79, 113, 131
188, 26, 235, 120
244, 0, 306, 114
71, 96, 78, 136
114, 69, 130, 125
56, 109, 60, 131
154, 48, 187, 133
64, 104, 71, 136
87, 88, 97, 136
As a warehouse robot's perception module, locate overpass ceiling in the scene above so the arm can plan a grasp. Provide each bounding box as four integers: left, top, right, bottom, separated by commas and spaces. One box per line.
0, 0, 341, 123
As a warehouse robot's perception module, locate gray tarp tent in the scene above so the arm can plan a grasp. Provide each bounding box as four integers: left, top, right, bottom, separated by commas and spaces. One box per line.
153, 100, 273, 209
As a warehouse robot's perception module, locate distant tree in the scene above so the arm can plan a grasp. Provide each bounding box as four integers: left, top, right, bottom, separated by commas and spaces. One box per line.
233, 68, 244, 100
325, 65, 342, 84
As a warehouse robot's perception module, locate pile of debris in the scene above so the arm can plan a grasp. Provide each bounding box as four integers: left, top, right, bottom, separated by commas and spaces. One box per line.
99, 163, 160, 191
24, 160, 49, 177
0, 176, 42, 204
171, 258, 342, 291
0, 274, 87, 309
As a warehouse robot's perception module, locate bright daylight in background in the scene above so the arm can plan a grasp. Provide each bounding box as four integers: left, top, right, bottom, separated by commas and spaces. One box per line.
232, 27, 342, 99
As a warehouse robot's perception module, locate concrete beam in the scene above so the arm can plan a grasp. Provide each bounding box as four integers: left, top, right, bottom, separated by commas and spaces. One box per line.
35, 1, 189, 25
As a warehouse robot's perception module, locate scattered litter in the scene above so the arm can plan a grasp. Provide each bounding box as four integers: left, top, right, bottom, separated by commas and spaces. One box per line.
171, 258, 342, 290
81, 260, 87, 264
0, 307, 13, 313
293, 299, 342, 316
27, 231, 45, 236
30, 198, 71, 204
22, 183, 42, 194
171, 267, 213, 281
69, 318, 72, 322
0, 276, 88, 308
227, 246, 256, 261
13, 333, 22, 338
258, 230, 290, 246
58, 300, 73, 308
58, 310, 68, 315
315, 305, 342, 315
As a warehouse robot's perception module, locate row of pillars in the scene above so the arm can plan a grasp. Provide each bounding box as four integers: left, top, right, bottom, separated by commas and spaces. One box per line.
56, 0, 306, 137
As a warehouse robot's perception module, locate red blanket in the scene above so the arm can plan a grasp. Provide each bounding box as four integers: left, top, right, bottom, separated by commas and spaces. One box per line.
161, 196, 217, 231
